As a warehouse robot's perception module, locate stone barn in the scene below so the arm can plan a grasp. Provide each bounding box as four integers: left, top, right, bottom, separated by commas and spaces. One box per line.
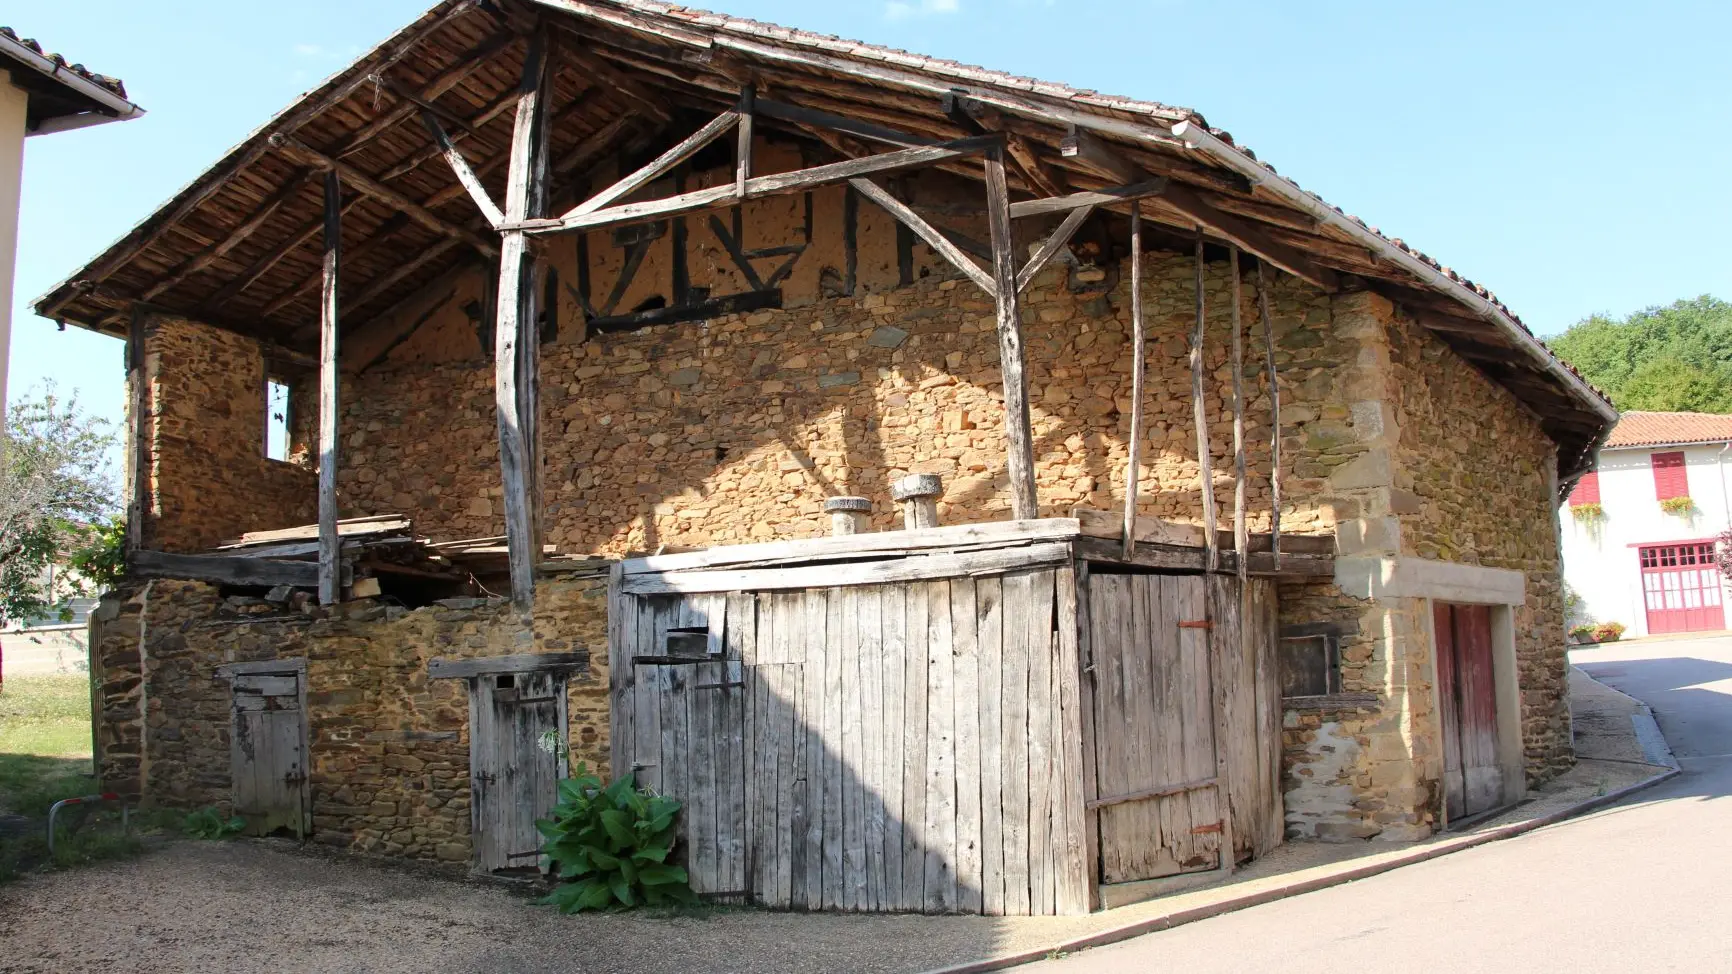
41, 0, 1614, 913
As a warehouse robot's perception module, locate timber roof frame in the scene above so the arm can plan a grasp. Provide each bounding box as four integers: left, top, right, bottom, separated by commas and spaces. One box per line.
31, 0, 1615, 475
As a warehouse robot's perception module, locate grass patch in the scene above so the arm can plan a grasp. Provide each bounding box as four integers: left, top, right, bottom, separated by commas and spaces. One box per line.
0, 672, 148, 883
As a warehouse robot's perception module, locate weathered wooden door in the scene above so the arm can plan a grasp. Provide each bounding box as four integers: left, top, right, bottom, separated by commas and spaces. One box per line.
619, 593, 751, 901
1087, 573, 1224, 883
1434, 602, 1501, 820
471, 670, 566, 873
229, 670, 308, 838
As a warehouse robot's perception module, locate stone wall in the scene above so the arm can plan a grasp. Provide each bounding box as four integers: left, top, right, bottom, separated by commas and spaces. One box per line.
333, 249, 1348, 554
139, 314, 317, 551
1386, 313, 1569, 780
89, 572, 610, 864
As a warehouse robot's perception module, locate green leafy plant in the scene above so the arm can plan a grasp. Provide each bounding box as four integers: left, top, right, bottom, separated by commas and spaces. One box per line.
67, 516, 127, 595
1569, 623, 1597, 643
1660, 496, 1696, 517
1570, 502, 1605, 524
182, 806, 246, 839
536, 763, 693, 913
1591, 621, 1626, 643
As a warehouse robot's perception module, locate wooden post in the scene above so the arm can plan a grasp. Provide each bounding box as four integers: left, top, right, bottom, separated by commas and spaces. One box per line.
736, 84, 755, 199
494, 28, 552, 611
1191, 228, 1218, 571
1229, 246, 1248, 585
983, 146, 1039, 521
124, 305, 149, 554
1121, 205, 1146, 559
1256, 262, 1281, 567
317, 170, 342, 605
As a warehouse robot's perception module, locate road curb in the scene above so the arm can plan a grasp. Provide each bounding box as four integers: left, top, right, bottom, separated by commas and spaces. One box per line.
918, 766, 1682, 974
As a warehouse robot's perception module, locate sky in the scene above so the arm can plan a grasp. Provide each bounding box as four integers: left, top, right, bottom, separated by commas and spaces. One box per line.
8, 0, 1732, 435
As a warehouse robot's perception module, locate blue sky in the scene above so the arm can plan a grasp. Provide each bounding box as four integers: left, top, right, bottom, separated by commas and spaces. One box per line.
9, 0, 1731, 432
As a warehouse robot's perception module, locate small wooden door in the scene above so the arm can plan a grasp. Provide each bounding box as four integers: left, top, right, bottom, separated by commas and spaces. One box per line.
1434, 603, 1501, 820
471, 670, 567, 873
1088, 573, 1224, 883
230, 670, 308, 838
624, 593, 751, 902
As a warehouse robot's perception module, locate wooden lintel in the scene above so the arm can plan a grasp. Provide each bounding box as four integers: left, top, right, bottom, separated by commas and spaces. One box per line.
620, 541, 1071, 595
848, 177, 995, 295
419, 110, 505, 228
520, 133, 1003, 235
131, 550, 350, 589
428, 651, 590, 680
1071, 506, 1332, 555
1007, 179, 1167, 219
1071, 536, 1332, 577
271, 135, 500, 257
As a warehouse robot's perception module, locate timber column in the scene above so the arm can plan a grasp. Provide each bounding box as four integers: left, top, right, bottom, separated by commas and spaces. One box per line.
493, 28, 553, 611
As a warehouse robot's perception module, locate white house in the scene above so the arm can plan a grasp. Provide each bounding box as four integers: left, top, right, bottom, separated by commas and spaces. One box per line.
1563, 411, 1732, 638
0, 27, 143, 425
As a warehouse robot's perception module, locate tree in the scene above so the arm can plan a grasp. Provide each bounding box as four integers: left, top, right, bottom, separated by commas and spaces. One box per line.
1548, 296, 1732, 412
0, 387, 121, 624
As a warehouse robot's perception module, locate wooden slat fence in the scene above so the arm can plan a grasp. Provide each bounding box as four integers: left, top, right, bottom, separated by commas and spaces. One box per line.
610, 560, 1090, 915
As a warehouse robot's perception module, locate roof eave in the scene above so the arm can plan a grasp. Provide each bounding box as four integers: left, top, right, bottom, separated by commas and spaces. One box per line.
0, 31, 143, 129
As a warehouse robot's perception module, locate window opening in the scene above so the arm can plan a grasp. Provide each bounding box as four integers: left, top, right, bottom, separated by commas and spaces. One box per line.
266, 378, 291, 461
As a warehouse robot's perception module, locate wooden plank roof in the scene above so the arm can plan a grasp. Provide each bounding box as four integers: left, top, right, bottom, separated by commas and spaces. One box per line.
30, 0, 1615, 472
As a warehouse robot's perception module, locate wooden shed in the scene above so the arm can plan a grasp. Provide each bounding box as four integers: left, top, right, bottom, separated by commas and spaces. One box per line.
609, 516, 1327, 914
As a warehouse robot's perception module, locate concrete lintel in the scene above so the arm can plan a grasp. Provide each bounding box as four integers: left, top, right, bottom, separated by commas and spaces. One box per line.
1336, 555, 1525, 605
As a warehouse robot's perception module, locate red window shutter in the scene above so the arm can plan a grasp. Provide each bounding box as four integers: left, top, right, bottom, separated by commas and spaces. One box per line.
1569, 471, 1600, 505
1652, 451, 1689, 500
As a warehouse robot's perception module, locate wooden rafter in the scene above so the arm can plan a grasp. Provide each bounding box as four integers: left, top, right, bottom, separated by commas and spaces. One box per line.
332, 29, 518, 158
140, 171, 314, 302
266, 214, 413, 320
377, 85, 527, 183
271, 135, 499, 257
200, 195, 365, 313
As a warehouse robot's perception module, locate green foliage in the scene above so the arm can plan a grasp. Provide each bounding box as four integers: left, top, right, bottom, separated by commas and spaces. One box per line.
1, 386, 120, 624
1592, 621, 1625, 643
1660, 496, 1696, 517
536, 763, 694, 913
1570, 502, 1605, 523
1569, 623, 1597, 643
67, 517, 127, 594
182, 806, 247, 839
1548, 296, 1732, 412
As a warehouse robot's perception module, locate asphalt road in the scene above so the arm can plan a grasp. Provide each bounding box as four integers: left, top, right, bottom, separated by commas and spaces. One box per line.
1022, 636, 1732, 974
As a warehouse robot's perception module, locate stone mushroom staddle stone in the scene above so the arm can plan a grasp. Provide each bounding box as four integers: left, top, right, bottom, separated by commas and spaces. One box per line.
824, 495, 872, 536
890, 473, 942, 530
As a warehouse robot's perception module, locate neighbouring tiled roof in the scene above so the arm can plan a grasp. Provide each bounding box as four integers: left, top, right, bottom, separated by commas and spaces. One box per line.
1604, 412, 1732, 449
0, 26, 128, 99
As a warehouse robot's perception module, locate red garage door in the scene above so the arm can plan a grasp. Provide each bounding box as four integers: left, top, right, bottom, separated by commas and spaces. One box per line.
1640, 542, 1726, 635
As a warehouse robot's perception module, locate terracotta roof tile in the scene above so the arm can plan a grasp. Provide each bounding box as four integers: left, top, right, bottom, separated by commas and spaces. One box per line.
1604, 412, 1732, 449
0, 27, 127, 98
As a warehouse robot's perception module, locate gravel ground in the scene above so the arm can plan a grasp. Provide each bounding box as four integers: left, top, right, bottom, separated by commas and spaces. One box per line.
0, 840, 1075, 974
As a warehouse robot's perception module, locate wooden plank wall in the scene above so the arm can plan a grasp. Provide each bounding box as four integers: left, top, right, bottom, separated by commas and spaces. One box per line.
1211, 574, 1285, 862
610, 566, 1090, 915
